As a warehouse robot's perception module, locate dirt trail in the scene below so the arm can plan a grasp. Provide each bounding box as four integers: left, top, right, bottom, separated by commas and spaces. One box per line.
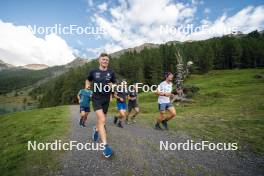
55, 105, 263, 176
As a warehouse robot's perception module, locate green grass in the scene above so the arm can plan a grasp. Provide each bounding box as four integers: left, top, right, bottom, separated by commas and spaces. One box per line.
110, 69, 264, 154
0, 89, 39, 115
0, 106, 70, 176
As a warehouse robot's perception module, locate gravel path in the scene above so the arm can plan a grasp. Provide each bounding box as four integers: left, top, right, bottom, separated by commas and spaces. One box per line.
56, 105, 264, 176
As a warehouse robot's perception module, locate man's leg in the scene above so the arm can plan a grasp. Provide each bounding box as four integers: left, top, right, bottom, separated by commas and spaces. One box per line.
95, 109, 107, 144
157, 111, 166, 123
80, 111, 86, 127
117, 110, 126, 128
166, 106, 176, 121
132, 107, 139, 118
82, 112, 89, 127
155, 111, 166, 130
161, 106, 176, 130
126, 108, 132, 122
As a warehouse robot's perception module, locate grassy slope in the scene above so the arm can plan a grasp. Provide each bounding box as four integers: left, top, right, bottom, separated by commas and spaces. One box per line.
0, 106, 70, 176
109, 69, 264, 153
0, 89, 38, 115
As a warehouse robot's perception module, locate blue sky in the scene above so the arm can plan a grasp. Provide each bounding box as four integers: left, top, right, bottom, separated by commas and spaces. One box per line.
0, 0, 263, 66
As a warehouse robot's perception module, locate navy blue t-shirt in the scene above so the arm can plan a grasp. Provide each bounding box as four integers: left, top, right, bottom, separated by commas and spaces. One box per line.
128, 91, 137, 102
87, 68, 116, 95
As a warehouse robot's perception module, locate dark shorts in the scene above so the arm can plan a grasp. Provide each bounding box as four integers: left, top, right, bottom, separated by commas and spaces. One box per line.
92, 94, 110, 114
128, 101, 138, 112
80, 106, 90, 113
158, 103, 173, 111
117, 102, 127, 110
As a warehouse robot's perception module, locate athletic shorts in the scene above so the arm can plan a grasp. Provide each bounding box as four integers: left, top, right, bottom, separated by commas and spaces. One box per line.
117, 102, 127, 110
80, 106, 90, 113
128, 101, 138, 112
158, 103, 173, 111
92, 94, 110, 114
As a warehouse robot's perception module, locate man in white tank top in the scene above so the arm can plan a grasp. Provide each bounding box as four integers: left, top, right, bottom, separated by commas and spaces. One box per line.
155, 72, 177, 130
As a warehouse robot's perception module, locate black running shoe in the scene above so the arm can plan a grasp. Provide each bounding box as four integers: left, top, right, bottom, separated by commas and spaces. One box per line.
117, 121, 123, 128
113, 116, 118, 124
161, 120, 168, 130
79, 118, 83, 127
154, 123, 163, 130
125, 119, 130, 125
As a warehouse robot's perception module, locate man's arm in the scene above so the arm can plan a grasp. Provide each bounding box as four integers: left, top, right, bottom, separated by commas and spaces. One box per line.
111, 71, 116, 83
128, 95, 136, 100
155, 84, 166, 96
114, 92, 124, 102
156, 89, 172, 97
77, 91, 81, 103
86, 70, 93, 88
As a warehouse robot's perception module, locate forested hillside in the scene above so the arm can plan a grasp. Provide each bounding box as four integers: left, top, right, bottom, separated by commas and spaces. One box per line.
0, 66, 65, 94
34, 31, 264, 107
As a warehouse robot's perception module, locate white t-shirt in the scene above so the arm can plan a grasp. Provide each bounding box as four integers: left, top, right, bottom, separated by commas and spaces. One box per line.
157, 81, 173, 104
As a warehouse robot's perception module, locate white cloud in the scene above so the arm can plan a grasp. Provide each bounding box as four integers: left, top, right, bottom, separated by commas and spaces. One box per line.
86, 43, 122, 57
204, 8, 210, 14
87, 0, 93, 7
91, 2, 264, 54
187, 6, 264, 41
98, 2, 108, 12
0, 20, 75, 66
91, 0, 197, 53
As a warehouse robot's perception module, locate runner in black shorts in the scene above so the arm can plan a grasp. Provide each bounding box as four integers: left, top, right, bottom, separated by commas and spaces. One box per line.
86, 53, 116, 158
127, 84, 139, 124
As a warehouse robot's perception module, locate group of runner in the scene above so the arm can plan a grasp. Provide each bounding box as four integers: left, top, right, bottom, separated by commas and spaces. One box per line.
77, 53, 176, 158
113, 81, 139, 128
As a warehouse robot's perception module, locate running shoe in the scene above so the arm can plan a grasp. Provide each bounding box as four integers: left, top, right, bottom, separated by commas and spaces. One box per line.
161, 120, 168, 130
154, 123, 163, 130
103, 144, 113, 158
131, 117, 136, 123
125, 119, 130, 125
81, 119, 86, 127
113, 116, 118, 124
79, 118, 83, 127
117, 121, 124, 128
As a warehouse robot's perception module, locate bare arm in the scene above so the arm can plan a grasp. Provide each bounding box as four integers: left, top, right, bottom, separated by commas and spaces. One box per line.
155, 90, 172, 97
77, 93, 80, 103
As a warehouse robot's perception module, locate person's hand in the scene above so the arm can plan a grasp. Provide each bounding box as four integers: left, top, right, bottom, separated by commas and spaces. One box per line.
119, 98, 124, 102
164, 93, 171, 97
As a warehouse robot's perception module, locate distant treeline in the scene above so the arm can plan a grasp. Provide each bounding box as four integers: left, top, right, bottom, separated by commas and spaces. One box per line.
0, 66, 65, 94
32, 30, 264, 107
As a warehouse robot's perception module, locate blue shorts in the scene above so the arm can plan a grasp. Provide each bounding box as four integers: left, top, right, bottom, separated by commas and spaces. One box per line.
117, 102, 127, 110
158, 103, 173, 111
80, 106, 90, 113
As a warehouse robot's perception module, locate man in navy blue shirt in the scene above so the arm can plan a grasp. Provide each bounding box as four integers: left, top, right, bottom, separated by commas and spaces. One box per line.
86, 53, 116, 158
